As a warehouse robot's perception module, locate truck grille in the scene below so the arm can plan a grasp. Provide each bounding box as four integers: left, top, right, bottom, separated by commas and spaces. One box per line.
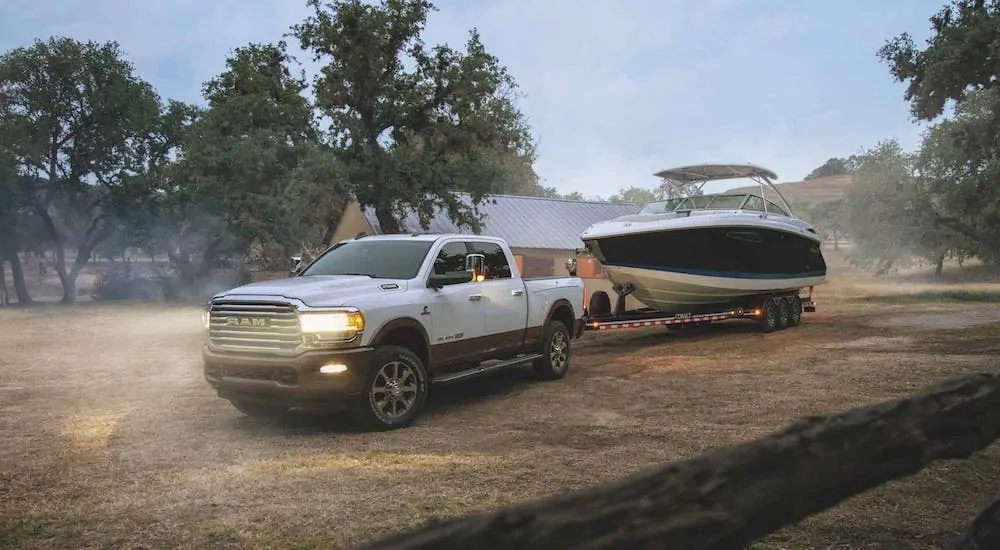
208, 300, 301, 353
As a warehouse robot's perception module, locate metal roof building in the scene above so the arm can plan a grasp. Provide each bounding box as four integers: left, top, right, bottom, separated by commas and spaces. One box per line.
333, 194, 640, 251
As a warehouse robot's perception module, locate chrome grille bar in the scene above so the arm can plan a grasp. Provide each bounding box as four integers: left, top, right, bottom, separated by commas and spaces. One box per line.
208, 300, 300, 353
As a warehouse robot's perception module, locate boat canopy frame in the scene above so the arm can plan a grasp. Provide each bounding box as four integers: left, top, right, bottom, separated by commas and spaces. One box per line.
651, 163, 799, 219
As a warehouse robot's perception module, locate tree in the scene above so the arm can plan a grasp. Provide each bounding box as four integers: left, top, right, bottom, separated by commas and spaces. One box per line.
291, 0, 537, 234
804, 157, 858, 180
0, 37, 164, 303
805, 199, 850, 250
155, 42, 345, 294
608, 186, 659, 205
878, 0, 1000, 125
877, 1, 1000, 269
841, 139, 964, 275
913, 88, 1000, 264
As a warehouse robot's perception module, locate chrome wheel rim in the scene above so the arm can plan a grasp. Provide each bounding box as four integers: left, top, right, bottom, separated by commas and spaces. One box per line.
371, 361, 419, 419
550, 330, 568, 372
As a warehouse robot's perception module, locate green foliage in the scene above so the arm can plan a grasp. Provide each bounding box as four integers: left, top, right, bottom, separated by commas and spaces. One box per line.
804, 157, 858, 180
608, 186, 660, 205
840, 139, 967, 274
0, 36, 164, 302
154, 42, 346, 289
291, 0, 537, 233
878, 0, 1000, 123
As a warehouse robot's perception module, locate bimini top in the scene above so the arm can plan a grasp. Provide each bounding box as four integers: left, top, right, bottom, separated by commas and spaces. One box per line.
653, 163, 778, 184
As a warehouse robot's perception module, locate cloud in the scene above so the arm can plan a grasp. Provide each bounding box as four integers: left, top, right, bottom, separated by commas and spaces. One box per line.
2, 0, 940, 198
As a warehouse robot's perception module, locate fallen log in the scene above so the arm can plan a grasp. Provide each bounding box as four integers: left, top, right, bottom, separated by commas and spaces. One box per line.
355, 373, 1000, 550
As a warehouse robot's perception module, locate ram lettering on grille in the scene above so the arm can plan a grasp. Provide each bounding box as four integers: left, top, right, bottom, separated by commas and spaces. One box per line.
208, 301, 300, 352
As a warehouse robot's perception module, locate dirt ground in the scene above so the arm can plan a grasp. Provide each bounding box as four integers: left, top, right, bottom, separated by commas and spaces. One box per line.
3, 252, 1000, 549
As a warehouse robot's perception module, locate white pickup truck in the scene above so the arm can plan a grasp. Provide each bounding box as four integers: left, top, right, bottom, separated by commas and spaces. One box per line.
202, 233, 586, 430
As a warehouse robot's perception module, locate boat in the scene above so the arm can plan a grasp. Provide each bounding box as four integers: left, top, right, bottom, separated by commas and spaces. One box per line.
579, 163, 827, 315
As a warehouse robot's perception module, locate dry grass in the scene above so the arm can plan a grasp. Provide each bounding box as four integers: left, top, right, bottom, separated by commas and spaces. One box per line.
3, 251, 1000, 549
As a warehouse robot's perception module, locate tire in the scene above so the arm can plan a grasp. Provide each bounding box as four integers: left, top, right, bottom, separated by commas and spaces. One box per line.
230, 400, 290, 419
776, 298, 791, 330
533, 320, 572, 380
788, 296, 803, 327
759, 299, 779, 333
352, 345, 429, 431
588, 291, 612, 318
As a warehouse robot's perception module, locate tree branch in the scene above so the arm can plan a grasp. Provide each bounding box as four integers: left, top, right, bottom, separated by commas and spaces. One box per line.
355, 373, 1000, 550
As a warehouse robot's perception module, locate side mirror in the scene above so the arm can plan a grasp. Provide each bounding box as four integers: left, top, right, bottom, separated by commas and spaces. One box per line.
427, 271, 473, 289
289, 256, 303, 277
465, 253, 485, 281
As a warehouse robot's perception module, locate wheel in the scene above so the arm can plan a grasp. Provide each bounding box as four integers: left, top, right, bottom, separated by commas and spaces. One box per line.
352, 345, 429, 431
788, 296, 803, 327
533, 320, 572, 380
229, 400, 290, 419
776, 298, 791, 330
759, 299, 779, 333
588, 291, 612, 318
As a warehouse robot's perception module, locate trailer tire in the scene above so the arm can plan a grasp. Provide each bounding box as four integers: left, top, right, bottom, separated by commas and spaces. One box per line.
533, 320, 572, 381
759, 299, 779, 333
777, 298, 792, 330
788, 296, 803, 327
588, 291, 612, 318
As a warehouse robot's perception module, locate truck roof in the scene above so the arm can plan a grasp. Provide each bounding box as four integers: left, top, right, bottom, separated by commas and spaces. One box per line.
339, 233, 506, 244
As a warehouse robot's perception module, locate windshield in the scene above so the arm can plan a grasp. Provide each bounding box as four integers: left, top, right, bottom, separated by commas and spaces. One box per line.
300, 239, 434, 279
638, 199, 685, 214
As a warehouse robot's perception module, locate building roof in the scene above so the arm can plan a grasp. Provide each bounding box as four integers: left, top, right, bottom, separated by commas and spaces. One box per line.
361, 194, 640, 250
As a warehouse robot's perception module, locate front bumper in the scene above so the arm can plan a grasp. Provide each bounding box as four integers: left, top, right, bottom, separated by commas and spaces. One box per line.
202, 345, 374, 409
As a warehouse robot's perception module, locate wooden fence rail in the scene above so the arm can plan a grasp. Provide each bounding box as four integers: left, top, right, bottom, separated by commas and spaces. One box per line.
355, 373, 1000, 550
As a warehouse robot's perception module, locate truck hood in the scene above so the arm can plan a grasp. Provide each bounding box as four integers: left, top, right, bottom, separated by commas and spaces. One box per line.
212, 275, 408, 307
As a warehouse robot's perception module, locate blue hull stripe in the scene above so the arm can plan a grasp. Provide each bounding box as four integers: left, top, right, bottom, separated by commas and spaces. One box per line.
603, 262, 827, 280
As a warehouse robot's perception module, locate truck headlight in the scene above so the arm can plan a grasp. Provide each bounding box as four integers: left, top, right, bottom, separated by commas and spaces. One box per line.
202, 303, 212, 330
299, 310, 365, 339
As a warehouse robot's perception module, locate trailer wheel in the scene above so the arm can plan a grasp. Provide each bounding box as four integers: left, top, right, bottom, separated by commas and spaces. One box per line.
788, 296, 803, 327
759, 299, 779, 333
588, 291, 612, 318
776, 298, 792, 330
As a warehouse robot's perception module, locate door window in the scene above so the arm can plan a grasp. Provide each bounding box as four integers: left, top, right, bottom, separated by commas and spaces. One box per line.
468, 242, 512, 280
432, 242, 472, 286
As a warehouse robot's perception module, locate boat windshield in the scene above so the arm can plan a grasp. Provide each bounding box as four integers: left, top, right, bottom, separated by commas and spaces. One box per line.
637, 193, 791, 216
638, 198, 685, 214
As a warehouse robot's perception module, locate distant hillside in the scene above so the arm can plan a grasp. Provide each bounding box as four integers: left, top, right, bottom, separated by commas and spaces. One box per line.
723, 174, 852, 207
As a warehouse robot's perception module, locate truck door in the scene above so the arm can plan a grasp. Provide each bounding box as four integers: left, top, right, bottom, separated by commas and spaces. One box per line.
426, 240, 486, 365
468, 240, 528, 355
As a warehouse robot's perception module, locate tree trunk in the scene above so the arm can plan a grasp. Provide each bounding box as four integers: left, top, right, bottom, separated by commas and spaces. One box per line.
935, 253, 946, 278
355, 373, 1000, 550
832, 229, 840, 250
7, 252, 32, 304
375, 203, 401, 234
0, 259, 8, 307
57, 244, 98, 304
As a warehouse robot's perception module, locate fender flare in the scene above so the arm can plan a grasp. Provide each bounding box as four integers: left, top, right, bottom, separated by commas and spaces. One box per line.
370, 317, 431, 350
543, 298, 575, 327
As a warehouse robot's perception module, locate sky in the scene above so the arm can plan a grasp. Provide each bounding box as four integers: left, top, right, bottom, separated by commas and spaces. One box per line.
3, 0, 947, 196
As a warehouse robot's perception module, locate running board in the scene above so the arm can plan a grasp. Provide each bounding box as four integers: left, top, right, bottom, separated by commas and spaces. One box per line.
431, 353, 543, 385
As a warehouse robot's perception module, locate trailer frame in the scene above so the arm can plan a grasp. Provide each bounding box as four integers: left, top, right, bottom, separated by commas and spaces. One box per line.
582, 284, 817, 334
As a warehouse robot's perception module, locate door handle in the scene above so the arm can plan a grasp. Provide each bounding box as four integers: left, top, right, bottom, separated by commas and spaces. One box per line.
511, 289, 524, 296
468, 294, 482, 301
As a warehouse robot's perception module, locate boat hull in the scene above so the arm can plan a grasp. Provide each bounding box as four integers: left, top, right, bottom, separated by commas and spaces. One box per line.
583, 223, 827, 314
